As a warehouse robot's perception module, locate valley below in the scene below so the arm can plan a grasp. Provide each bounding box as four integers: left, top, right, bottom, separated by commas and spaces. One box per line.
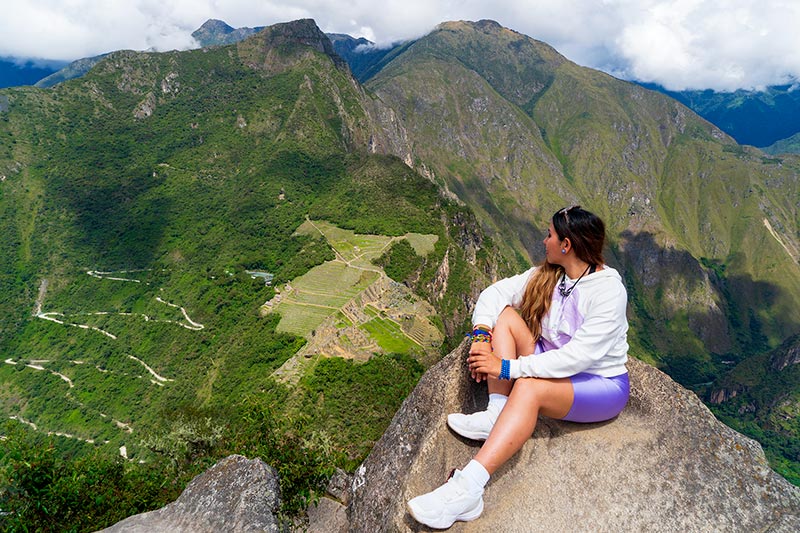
0, 16, 798, 531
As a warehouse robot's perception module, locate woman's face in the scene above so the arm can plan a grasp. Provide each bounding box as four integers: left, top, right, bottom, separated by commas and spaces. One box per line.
543, 222, 564, 265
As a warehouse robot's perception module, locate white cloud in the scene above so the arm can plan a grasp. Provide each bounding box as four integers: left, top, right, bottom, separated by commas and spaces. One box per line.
612, 0, 800, 90
2, 0, 799, 91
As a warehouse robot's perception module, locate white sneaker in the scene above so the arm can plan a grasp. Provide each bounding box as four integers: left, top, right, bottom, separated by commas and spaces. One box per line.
407, 470, 484, 529
447, 408, 497, 441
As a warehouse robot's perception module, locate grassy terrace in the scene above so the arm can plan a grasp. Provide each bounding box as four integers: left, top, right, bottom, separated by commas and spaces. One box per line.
360, 305, 421, 354
269, 220, 438, 342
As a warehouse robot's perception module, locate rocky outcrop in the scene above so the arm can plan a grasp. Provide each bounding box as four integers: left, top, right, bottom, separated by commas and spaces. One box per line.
307, 468, 353, 533
347, 340, 800, 532
771, 334, 800, 371
191, 19, 264, 48
237, 19, 348, 75
98, 343, 799, 532
709, 385, 742, 404
98, 455, 281, 533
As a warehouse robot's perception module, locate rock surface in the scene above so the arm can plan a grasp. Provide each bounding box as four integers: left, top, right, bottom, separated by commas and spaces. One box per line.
307, 497, 349, 533
307, 468, 352, 533
98, 455, 281, 533
348, 340, 800, 532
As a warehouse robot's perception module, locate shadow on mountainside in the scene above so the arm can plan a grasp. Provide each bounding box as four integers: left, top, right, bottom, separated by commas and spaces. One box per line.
615, 230, 799, 385
54, 176, 171, 268
41, 131, 173, 268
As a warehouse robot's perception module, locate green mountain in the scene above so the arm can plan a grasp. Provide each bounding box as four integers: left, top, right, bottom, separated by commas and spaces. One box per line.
191, 19, 266, 47
642, 82, 800, 150
363, 19, 800, 477
2, 17, 800, 528
366, 19, 800, 364
0, 19, 513, 527
34, 55, 109, 89
764, 131, 800, 156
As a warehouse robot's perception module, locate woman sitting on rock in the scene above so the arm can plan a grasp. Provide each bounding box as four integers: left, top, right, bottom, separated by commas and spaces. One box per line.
407, 205, 630, 529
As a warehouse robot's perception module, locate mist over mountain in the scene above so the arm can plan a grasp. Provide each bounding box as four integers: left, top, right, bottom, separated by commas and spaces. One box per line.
327, 34, 408, 83
1, 16, 799, 529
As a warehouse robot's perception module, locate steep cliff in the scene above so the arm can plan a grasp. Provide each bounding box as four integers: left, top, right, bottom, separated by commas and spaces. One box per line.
710, 335, 800, 484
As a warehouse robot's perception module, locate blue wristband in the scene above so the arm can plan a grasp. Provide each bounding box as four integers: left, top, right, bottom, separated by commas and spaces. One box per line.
499, 359, 511, 380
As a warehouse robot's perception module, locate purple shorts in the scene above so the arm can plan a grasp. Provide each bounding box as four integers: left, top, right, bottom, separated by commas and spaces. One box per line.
561, 372, 629, 423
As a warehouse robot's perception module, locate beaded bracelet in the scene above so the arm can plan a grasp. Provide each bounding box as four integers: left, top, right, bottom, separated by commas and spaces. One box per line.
499, 359, 511, 380
465, 327, 493, 343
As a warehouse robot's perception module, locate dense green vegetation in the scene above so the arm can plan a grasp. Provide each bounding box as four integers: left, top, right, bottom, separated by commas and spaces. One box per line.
3, 17, 799, 531
374, 238, 424, 282
299, 352, 425, 467
0, 350, 425, 530
0, 422, 191, 532
0, 24, 504, 531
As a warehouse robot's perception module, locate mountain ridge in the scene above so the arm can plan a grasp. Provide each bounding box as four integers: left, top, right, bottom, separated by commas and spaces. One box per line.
7, 18, 800, 153
0, 19, 514, 528
362, 18, 800, 482
2, 17, 799, 529
642, 82, 800, 150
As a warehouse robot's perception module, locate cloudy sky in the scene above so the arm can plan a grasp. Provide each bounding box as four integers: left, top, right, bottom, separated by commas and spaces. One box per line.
2, 0, 799, 92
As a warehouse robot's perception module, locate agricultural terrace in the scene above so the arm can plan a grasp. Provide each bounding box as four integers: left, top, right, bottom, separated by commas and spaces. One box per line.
266, 219, 438, 340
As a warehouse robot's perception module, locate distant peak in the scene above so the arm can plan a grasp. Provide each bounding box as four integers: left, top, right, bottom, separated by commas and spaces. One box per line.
192, 19, 266, 48
437, 19, 503, 32
256, 19, 347, 69
196, 19, 235, 34
239, 19, 348, 69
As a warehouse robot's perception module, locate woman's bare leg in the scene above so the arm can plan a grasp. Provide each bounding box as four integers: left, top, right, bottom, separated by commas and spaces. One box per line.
475, 377, 574, 474
408, 312, 574, 528
487, 307, 537, 396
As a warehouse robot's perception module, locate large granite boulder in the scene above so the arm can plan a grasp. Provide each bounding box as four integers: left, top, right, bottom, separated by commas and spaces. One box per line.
348, 340, 800, 532
99, 454, 281, 533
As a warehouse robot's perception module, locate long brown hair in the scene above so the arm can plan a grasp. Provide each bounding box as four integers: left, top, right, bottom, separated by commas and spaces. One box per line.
519, 206, 606, 339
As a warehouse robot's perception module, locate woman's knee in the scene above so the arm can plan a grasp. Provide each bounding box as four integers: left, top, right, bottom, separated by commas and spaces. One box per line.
495, 307, 536, 355
495, 306, 525, 328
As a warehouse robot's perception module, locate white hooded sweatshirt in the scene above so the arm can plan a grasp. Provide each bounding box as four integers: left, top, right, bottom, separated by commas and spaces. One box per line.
472, 266, 629, 379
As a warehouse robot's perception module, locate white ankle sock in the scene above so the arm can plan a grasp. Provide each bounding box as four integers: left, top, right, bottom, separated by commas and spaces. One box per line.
487, 393, 508, 416
461, 460, 490, 491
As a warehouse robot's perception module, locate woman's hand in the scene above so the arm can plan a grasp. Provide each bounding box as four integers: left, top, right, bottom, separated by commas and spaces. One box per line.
468, 341, 502, 382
